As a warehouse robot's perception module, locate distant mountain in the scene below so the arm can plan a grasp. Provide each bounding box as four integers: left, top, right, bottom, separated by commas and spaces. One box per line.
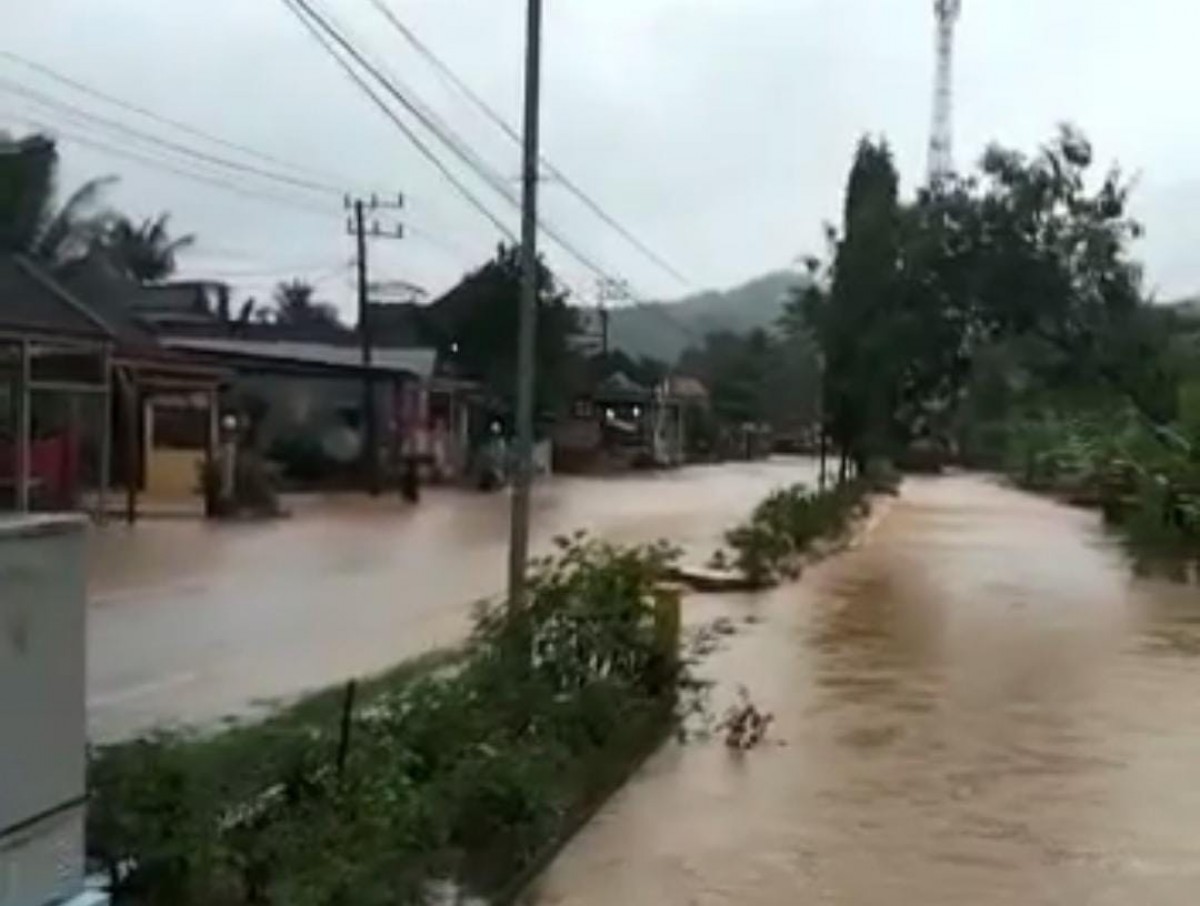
605, 270, 803, 363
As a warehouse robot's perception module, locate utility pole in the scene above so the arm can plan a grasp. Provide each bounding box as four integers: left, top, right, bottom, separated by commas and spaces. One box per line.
347, 193, 404, 496
507, 0, 544, 612
596, 277, 628, 358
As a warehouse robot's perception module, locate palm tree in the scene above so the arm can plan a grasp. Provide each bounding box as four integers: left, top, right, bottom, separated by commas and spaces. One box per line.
272, 279, 341, 327
103, 213, 195, 283
0, 133, 116, 268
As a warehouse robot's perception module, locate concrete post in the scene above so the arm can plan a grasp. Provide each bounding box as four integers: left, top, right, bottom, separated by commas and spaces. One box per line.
0, 516, 95, 905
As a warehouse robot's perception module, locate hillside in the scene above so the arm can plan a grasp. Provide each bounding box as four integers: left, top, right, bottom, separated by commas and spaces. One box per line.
606, 270, 803, 362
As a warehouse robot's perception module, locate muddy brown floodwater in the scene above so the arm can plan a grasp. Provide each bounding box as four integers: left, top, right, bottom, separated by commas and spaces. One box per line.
528, 474, 1200, 906
86, 459, 817, 741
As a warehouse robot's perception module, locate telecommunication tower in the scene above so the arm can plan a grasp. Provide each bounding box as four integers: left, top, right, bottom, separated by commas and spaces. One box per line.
927, 0, 962, 183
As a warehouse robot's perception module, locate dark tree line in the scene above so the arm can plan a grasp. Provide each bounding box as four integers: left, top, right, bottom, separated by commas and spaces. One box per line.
793, 126, 1161, 472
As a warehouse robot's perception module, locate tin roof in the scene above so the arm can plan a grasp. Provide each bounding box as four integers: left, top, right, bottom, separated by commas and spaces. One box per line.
162, 337, 437, 379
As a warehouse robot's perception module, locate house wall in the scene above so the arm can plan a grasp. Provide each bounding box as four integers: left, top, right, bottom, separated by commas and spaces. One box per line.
144, 449, 203, 499
142, 393, 213, 501
0, 516, 86, 906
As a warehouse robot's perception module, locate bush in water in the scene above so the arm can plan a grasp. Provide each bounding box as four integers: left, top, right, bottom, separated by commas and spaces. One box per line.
719, 480, 875, 588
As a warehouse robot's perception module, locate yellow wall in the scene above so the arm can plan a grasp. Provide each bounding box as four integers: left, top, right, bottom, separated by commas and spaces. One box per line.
145, 448, 204, 499
142, 395, 212, 501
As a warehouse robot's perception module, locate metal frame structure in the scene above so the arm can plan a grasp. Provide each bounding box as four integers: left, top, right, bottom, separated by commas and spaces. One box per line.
928, 0, 963, 184
1, 331, 113, 517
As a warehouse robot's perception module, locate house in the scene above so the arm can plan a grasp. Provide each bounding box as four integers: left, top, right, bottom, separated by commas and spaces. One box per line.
57, 257, 224, 514
57, 262, 462, 499
129, 279, 232, 335
1, 253, 224, 519
553, 370, 699, 473
159, 336, 452, 484
0, 254, 112, 514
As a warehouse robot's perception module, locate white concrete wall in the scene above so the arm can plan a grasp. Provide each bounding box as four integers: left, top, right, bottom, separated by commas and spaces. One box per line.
0, 517, 86, 906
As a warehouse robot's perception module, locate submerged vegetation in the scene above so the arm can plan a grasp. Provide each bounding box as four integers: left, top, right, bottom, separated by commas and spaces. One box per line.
715, 478, 880, 587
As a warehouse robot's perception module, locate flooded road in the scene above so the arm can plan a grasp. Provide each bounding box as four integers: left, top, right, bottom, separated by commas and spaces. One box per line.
529, 474, 1200, 905
87, 459, 816, 741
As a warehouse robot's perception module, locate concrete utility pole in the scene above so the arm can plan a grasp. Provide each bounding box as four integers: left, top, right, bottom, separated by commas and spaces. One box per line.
596, 277, 629, 358
347, 193, 404, 496
507, 0, 545, 611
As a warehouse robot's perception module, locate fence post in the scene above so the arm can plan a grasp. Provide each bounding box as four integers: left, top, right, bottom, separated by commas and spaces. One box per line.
653, 589, 681, 699
335, 680, 357, 778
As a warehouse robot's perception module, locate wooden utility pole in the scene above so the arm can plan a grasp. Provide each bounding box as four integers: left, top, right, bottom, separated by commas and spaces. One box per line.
347, 194, 404, 497
507, 0, 545, 612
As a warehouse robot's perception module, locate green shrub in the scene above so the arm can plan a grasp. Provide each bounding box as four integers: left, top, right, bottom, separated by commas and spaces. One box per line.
719, 480, 874, 587
88, 537, 685, 905
199, 452, 283, 519
268, 432, 342, 485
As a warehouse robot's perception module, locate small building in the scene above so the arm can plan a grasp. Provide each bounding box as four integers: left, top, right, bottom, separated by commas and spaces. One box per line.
554, 370, 697, 473
160, 336, 450, 486
57, 257, 224, 515
0, 254, 112, 515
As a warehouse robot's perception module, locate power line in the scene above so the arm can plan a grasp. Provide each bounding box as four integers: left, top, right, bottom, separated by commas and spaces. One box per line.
403, 222, 483, 264
319, 3, 695, 344
0, 48, 358, 191
185, 259, 353, 281
0, 74, 343, 197
367, 0, 693, 289
4, 109, 342, 219
279, 0, 519, 244
282, 0, 628, 292
4, 102, 497, 282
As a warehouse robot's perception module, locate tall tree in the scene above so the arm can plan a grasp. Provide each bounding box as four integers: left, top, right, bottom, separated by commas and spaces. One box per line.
0, 133, 115, 267
677, 327, 819, 431
908, 125, 1158, 428
818, 137, 904, 468
433, 243, 579, 417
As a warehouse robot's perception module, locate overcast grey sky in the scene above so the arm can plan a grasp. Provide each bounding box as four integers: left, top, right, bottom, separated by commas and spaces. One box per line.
4, 1, 1199, 317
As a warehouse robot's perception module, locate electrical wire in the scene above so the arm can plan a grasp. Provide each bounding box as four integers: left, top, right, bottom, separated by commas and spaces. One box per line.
3, 102, 495, 282
0, 74, 343, 197
282, 0, 629, 291
0, 48, 361, 191
188, 259, 353, 281
279, 0, 520, 244
366, 0, 693, 289
339, 1, 699, 343
4, 109, 342, 220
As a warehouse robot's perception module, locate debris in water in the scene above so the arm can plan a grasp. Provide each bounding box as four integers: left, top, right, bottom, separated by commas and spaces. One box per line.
720, 687, 774, 750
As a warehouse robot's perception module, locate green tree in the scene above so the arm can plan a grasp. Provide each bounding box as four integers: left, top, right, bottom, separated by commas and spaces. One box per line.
103, 212, 195, 283
677, 327, 819, 431
0, 133, 115, 267
809, 137, 904, 469
433, 243, 579, 417
911, 126, 1163, 436
271, 278, 342, 327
